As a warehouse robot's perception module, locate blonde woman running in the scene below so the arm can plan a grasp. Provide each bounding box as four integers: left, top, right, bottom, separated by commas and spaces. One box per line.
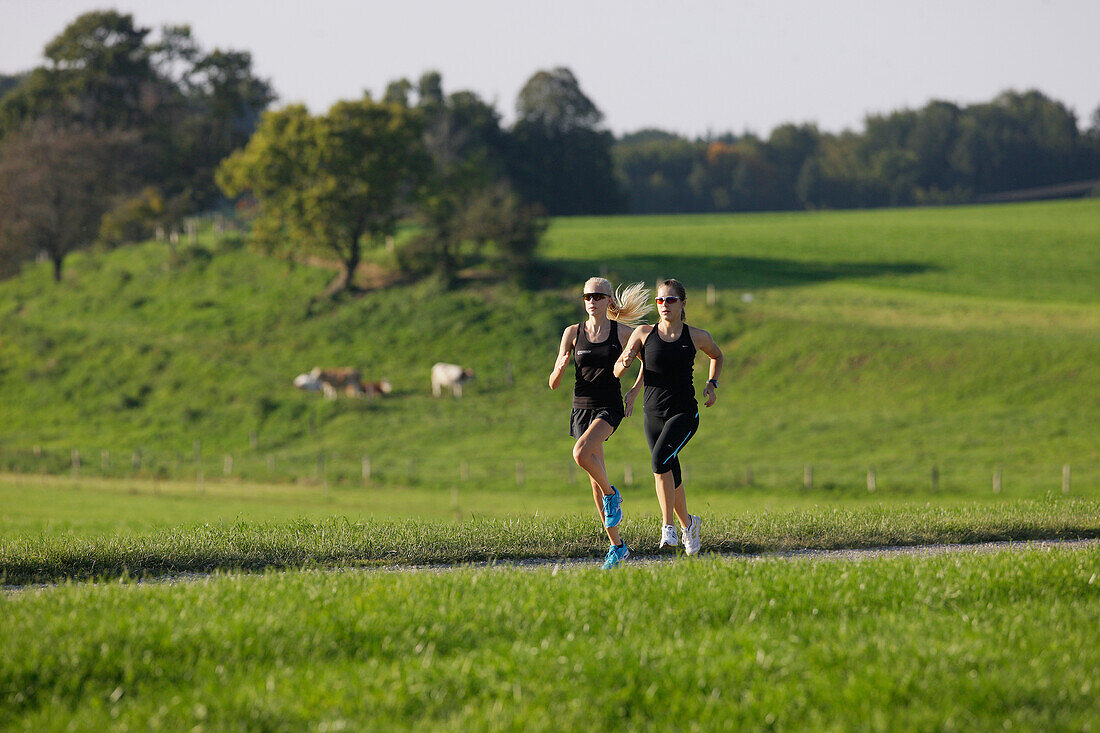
615, 278, 723, 556
549, 277, 651, 569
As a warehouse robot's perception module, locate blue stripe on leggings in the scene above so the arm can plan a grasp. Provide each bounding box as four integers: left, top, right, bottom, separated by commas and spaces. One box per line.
662, 413, 698, 465
665, 430, 694, 464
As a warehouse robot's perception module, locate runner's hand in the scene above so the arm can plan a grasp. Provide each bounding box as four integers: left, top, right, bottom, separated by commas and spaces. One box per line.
703, 382, 717, 407
624, 387, 639, 417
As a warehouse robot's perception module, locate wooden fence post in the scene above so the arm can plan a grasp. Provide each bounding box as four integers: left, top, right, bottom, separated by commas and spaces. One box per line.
993, 465, 1002, 493
460, 460, 469, 482
867, 466, 876, 492
102, 450, 110, 472
706, 283, 716, 306
362, 455, 371, 481
744, 467, 753, 485
803, 464, 813, 490
132, 449, 142, 471
267, 455, 275, 473
71, 449, 80, 478
931, 465, 939, 492
624, 462, 633, 486
1063, 464, 1070, 493
224, 454, 233, 476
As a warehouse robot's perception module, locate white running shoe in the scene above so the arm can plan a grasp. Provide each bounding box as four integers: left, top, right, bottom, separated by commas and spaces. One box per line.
683, 515, 701, 556
659, 524, 679, 549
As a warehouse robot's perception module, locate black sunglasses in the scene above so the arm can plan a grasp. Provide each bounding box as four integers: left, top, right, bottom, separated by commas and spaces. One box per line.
583, 293, 609, 301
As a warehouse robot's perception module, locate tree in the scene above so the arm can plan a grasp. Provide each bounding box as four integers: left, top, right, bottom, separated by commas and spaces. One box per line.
0, 73, 25, 103
216, 98, 430, 295
0, 11, 158, 132
508, 67, 622, 215
1, 12, 274, 215
370, 72, 542, 285
0, 120, 140, 281
161, 39, 275, 208
515, 67, 603, 134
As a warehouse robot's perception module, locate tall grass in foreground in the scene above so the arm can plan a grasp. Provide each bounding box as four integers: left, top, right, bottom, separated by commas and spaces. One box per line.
3, 547, 1098, 730
3, 498, 1099, 585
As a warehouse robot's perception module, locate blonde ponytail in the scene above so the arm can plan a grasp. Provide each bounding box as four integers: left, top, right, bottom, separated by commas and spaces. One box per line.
608, 280, 652, 326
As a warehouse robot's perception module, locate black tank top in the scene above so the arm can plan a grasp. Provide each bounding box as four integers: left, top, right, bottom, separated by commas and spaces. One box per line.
573, 321, 624, 411
642, 324, 697, 418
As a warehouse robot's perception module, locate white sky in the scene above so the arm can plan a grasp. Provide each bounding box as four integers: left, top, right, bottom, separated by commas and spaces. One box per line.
2, 0, 1098, 138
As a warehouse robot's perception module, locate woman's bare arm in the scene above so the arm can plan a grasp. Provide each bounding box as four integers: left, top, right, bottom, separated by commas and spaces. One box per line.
549, 325, 577, 390
691, 326, 724, 407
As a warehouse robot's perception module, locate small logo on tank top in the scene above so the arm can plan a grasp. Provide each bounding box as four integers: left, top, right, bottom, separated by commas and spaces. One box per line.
577, 350, 591, 355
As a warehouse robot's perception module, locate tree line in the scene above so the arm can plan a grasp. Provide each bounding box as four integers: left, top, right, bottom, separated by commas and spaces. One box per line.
1, 9, 1098, 288
0, 12, 612, 288
616, 92, 1100, 214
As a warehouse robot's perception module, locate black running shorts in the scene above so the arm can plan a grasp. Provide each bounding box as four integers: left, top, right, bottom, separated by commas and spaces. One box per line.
569, 407, 624, 439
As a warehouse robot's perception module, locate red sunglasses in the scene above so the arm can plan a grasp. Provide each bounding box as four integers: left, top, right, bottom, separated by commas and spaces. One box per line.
583, 293, 608, 301
655, 296, 681, 305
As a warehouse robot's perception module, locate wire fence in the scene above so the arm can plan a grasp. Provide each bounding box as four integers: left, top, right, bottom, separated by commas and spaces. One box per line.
0, 444, 1091, 497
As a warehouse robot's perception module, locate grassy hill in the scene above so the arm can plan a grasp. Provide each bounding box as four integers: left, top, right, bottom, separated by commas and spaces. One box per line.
0, 199, 1097, 495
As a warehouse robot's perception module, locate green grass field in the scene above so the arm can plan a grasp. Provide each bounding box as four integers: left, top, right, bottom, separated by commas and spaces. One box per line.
4, 547, 1099, 730
0, 199, 1096, 497
2, 201, 1098, 728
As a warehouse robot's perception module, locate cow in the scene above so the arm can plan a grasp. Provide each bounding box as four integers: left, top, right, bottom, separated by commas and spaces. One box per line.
294, 368, 393, 400
361, 379, 393, 398
431, 362, 475, 398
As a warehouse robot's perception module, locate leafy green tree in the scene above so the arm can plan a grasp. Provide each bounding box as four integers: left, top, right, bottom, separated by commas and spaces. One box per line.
0, 73, 26, 103
383, 78, 413, 106
390, 73, 534, 284
216, 98, 430, 295
0, 12, 273, 215
0, 10, 158, 132
459, 183, 546, 276
515, 67, 602, 134
0, 120, 140, 281
508, 67, 622, 215
614, 131, 702, 213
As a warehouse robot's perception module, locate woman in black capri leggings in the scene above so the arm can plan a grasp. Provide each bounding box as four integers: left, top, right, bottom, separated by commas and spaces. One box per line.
615, 278, 723, 555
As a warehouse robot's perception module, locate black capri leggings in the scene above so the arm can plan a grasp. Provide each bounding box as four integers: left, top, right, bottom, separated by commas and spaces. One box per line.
643, 411, 700, 487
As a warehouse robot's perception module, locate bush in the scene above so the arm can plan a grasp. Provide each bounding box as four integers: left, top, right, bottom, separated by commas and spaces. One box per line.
97, 187, 167, 247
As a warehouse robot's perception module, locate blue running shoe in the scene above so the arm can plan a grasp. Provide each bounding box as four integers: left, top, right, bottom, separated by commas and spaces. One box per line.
602, 486, 622, 528
602, 543, 630, 569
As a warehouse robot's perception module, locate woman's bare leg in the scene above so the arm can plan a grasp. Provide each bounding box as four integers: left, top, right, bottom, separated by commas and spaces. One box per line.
654, 470, 676, 526
573, 419, 621, 545
673, 484, 690, 528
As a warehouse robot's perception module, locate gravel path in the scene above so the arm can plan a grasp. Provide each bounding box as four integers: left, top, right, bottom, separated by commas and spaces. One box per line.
392, 537, 1100, 574
6, 538, 1097, 592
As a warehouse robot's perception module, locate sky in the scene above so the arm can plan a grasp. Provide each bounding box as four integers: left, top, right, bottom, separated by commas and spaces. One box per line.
2, 0, 1098, 138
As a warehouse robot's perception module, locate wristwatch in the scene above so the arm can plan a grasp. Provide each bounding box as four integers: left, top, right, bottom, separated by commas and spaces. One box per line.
706, 379, 719, 388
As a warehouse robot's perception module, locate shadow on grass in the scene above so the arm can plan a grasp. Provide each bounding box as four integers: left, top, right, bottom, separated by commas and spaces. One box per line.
532, 255, 936, 291
4, 511, 1099, 587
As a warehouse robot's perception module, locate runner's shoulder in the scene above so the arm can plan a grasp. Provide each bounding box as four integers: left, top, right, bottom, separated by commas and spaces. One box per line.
687, 324, 713, 344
